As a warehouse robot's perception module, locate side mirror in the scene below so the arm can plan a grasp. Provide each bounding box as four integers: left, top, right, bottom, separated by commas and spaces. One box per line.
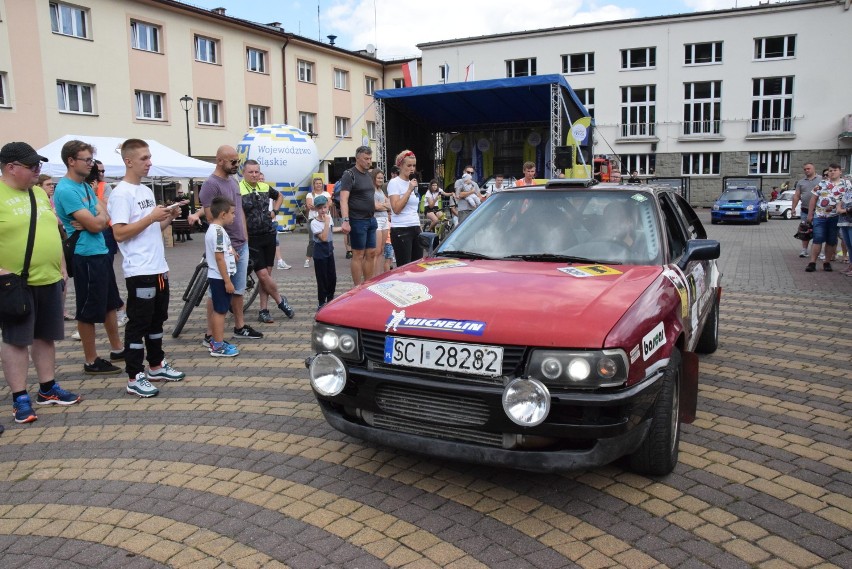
677, 239, 720, 271
419, 232, 439, 256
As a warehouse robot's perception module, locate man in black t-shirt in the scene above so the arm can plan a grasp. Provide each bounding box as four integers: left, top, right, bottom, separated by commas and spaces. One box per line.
339, 146, 378, 286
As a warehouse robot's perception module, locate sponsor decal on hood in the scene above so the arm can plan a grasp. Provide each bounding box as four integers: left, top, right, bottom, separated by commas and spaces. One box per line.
385, 309, 486, 336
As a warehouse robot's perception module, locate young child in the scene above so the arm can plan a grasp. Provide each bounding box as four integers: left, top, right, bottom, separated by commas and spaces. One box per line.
460, 173, 481, 209
384, 221, 395, 272
311, 195, 341, 310
205, 196, 240, 357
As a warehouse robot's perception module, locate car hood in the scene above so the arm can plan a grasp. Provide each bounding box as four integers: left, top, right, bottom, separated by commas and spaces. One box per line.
768, 199, 793, 206
318, 258, 663, 348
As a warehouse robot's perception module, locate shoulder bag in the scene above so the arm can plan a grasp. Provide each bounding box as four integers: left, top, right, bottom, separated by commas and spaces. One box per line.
0, 189, 38, 322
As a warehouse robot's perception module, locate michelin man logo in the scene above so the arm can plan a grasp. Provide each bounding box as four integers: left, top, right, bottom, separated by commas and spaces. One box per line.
386, 310, 406, 332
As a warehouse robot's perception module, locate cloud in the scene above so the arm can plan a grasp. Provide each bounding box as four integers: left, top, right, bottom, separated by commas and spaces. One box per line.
323, 0, 638, 59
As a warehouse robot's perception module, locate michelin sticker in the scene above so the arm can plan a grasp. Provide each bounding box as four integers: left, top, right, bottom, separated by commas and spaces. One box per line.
368, 280, 432, 308
417, 259, 467, 271
642, 322, 666, 361
385, 310, 486, 336
558, 265, 623, 278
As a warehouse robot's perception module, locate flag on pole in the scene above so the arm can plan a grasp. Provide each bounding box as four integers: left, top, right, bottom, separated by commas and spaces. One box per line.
361, 128, 370, 148
465, 62, 475, 82
401, 60, 418, 87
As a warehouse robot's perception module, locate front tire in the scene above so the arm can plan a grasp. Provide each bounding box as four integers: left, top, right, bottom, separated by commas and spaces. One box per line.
783, 209, 792, 220
629, 348, 681, 476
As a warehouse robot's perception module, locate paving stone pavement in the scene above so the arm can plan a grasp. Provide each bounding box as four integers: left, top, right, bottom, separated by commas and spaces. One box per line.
0, 212, 850, 569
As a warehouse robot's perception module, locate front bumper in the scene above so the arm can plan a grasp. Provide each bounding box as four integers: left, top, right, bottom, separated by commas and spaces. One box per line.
310, 362, 665, 473
712, 210, 758, 222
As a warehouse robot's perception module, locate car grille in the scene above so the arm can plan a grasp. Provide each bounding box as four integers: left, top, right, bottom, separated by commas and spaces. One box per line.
361, 330, 527, 384
375, 384, 489, 426
368, 411, 504, 447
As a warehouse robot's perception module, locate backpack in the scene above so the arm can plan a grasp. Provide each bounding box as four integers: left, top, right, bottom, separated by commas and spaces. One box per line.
333, 168, 355, 203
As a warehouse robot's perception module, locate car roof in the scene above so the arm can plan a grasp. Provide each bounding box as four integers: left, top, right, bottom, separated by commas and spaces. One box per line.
540, 179, 671, 196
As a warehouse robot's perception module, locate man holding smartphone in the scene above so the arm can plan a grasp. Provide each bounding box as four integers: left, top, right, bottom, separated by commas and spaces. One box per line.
108, 139, 186, 397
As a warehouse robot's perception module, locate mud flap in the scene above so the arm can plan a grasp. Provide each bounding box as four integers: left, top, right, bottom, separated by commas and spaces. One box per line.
680, 351, 699, 424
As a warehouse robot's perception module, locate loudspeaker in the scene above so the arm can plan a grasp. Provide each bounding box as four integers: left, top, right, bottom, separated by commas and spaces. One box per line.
555, 146, 573, 170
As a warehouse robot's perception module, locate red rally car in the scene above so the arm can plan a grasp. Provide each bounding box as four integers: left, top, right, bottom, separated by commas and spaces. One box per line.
306, 180, 722, 475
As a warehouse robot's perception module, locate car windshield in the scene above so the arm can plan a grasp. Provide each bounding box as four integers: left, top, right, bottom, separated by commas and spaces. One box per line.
778, 191, 795, 201
437, 189, 664, 265
721, 189, 759, 201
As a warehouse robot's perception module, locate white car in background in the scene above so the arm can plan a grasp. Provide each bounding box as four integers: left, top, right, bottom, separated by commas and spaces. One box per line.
767, 190, 801, 220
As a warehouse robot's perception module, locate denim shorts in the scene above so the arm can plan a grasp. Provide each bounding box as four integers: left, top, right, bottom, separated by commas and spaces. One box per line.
383, 242, 394, 259
232, 242, 249, 295
208, 278, 232, 314
349, 217, 378, 250
812, 216, 839, 246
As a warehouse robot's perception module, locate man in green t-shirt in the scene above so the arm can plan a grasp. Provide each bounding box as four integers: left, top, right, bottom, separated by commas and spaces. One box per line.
0, 141, 82, 426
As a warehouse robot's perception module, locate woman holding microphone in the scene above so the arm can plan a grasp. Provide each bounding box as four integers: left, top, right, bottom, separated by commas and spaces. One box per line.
387, 150, 423, 266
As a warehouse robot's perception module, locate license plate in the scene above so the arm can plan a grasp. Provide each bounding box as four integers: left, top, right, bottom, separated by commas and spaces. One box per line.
725, 212, 740, 216
384, 336, 504, 377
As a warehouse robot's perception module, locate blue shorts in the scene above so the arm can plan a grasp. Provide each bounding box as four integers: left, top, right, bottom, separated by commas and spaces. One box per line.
73, 253, 123, 323
349, 217, 378, 250
232, 242, 249, 295
812, 216, 839, 246
383, 242, 394, 259
208, 278, 232, 314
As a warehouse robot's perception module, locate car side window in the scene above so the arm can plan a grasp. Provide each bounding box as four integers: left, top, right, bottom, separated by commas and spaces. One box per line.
659, 194, 689, 260
671, 193, 706, 239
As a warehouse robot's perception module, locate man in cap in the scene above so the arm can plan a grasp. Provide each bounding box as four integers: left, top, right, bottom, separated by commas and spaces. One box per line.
0, 142, 82, 425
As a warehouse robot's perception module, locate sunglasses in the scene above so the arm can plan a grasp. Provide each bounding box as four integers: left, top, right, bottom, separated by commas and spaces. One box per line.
228, 159, 240, 165
12, 161, 42, 173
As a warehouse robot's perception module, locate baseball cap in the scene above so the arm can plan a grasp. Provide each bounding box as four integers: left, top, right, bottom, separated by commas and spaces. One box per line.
313, 195, 328, 207
0, 142, 48, 165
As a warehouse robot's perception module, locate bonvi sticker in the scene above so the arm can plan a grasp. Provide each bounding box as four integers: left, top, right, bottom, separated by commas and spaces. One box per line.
642, 322, 666, 361
558, 265, 623, 277
368, 280, 432, 308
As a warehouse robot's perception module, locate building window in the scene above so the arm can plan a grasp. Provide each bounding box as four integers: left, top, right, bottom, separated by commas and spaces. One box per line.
620, 85, 656, 138
197, 98, 221, 125
299, 112, 316, 134
195, 35, 218, 64
246, 48, 267, 73
365, 76, 377, 96
682, 153, 720, 176
755, 35, 795, 60
0, 73, 8, 107
621, 154, 656, 176
134, 91, 164, 120
366, 120, 377, 140
335, 116, 350, 138
439, 64, 449, 84
57, 80, 94, 114
621, 47, 656, 70
506, 58, 537, 78
50, 2, 89, 39
248, 105, 268, 127
751, 76, 793, 133
683, 81, 721, 135
130, 20, 160, 53
333, 69, 349, 90
562, 52, 594, 74
684, 41, 722, 65
749, 151, 790, 175
298, 60, 314, 83
393, 78, 405, 89
574, 88, 595, 118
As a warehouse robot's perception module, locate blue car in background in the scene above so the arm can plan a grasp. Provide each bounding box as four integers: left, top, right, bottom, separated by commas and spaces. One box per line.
710, 187, 768, 224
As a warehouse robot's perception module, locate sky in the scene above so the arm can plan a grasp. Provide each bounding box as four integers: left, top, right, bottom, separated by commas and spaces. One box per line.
186, 0, 791, 61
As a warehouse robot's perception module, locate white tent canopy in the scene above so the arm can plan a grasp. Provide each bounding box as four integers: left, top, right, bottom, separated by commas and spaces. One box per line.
37, 135, 215, 178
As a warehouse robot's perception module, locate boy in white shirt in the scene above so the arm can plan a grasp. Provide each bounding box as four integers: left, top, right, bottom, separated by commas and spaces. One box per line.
107, 139, 186, 397
205, 196, 240, 357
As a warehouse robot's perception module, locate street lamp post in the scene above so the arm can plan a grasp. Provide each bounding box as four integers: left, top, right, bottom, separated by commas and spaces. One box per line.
179, 95, 193, 156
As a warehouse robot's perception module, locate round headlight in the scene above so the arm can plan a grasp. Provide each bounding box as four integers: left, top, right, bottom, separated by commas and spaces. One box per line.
321, 331, 340, 350
339, 334, 356, 354
597, 356, 618, 378
309, 353, 347, 396
745, 205, 754, 211
567, 358, 591, 381
502, 378, 550, 427
712, 204, 719, 211
540, 357, 562, 380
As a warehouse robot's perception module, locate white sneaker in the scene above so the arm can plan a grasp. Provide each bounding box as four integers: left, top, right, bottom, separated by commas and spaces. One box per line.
277, 260, 291, 270
303, 259, 311, 268
127, 373, 159, 397
146, 360, 186, 382
819, 253, 826, 260
799, 249, 808, 258
71, 331, 81, 341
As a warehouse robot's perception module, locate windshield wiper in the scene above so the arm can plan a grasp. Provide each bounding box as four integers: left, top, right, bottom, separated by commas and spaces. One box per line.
435, 250, 494, 260
503, 253, 621, 264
